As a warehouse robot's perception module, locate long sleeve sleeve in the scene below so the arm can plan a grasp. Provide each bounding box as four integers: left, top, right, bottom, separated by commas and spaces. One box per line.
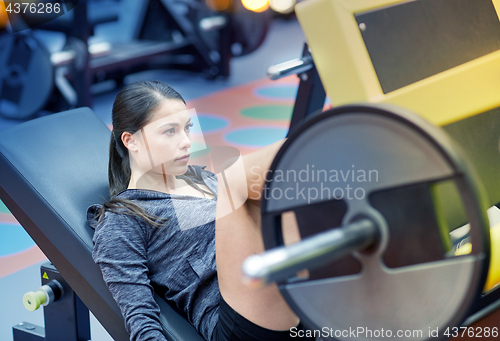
92, 212, 167, 341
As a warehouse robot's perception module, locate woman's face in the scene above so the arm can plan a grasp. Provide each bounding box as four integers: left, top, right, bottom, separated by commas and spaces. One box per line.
130, 98, 192, 176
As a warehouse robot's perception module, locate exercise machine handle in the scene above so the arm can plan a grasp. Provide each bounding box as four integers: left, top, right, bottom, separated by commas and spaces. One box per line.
242, 218, 377, 287
267, 56, 314, 80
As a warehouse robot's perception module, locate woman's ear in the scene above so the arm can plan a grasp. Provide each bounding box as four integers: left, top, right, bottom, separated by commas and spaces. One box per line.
122, 132, 138, 152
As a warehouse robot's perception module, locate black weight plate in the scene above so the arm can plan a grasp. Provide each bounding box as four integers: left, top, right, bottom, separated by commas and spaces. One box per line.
0, 32, 54, 120
189, 0, 270, 57
230, 5, 271, 56
261, 103, 490, 340
189, 1, 222, 52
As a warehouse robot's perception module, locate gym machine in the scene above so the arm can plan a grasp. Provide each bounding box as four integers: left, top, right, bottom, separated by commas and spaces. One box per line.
1, 0, 120, 119
268, 42, 327, 138
0, 0, 270, 120
13, 263, 91, 341
242, 0, 500, 339
3, 0, 500, 340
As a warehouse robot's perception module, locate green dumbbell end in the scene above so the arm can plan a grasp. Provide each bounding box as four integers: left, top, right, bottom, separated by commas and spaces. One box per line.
23, 290, 46, 311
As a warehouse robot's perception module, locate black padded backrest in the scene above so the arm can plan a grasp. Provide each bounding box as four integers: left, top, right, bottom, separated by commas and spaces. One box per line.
0, 108, 204, 341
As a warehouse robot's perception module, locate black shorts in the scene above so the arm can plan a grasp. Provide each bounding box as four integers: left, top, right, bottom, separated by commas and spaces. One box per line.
211, 297, 315, 341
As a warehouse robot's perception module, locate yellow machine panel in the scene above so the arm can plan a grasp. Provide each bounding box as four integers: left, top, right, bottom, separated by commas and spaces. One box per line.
295, 0, 500, 126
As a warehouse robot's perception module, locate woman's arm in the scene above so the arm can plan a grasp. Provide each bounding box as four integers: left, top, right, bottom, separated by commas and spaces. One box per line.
93, 212, 167, 341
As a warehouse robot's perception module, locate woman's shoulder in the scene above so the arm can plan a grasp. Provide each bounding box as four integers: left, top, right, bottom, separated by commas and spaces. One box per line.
86, 203, 145, 232
87, 203, 106, 230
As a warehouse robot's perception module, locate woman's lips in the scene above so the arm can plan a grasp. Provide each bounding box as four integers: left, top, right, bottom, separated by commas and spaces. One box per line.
175, 155, 190, 162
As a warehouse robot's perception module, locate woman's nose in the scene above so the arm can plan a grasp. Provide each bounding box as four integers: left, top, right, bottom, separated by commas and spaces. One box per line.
180, 130, 191, 149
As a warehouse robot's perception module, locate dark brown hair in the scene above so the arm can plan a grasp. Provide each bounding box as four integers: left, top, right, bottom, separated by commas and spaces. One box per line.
96, 80, 212, 226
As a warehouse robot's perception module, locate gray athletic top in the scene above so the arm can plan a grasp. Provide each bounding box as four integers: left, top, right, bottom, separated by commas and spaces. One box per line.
87, 165, 220, 341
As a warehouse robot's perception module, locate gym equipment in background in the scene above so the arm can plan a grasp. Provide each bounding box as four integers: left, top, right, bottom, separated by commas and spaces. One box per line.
0, 33, 55, 120
1, 0, 120, 119
0, 0, 271, 120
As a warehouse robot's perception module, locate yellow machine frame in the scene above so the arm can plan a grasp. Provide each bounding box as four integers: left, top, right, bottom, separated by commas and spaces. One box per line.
295, 0, 500, 126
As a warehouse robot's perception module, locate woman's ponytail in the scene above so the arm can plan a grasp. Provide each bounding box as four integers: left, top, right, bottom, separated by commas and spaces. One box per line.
97, 133, 166, 227
109, 130, 131, 198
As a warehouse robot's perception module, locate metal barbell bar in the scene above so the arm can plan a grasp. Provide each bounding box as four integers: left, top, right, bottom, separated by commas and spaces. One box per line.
243, 218, 378, 287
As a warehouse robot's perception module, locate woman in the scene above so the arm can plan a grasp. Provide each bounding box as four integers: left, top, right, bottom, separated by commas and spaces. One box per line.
87, 80, 312, 341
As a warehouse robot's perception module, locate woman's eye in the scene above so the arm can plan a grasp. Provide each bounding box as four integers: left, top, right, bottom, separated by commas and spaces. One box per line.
165, 128, 175, 135
185, 123, 194, 132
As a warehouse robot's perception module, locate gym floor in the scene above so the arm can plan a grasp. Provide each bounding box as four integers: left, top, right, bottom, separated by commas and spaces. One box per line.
0, 1, 307, 339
